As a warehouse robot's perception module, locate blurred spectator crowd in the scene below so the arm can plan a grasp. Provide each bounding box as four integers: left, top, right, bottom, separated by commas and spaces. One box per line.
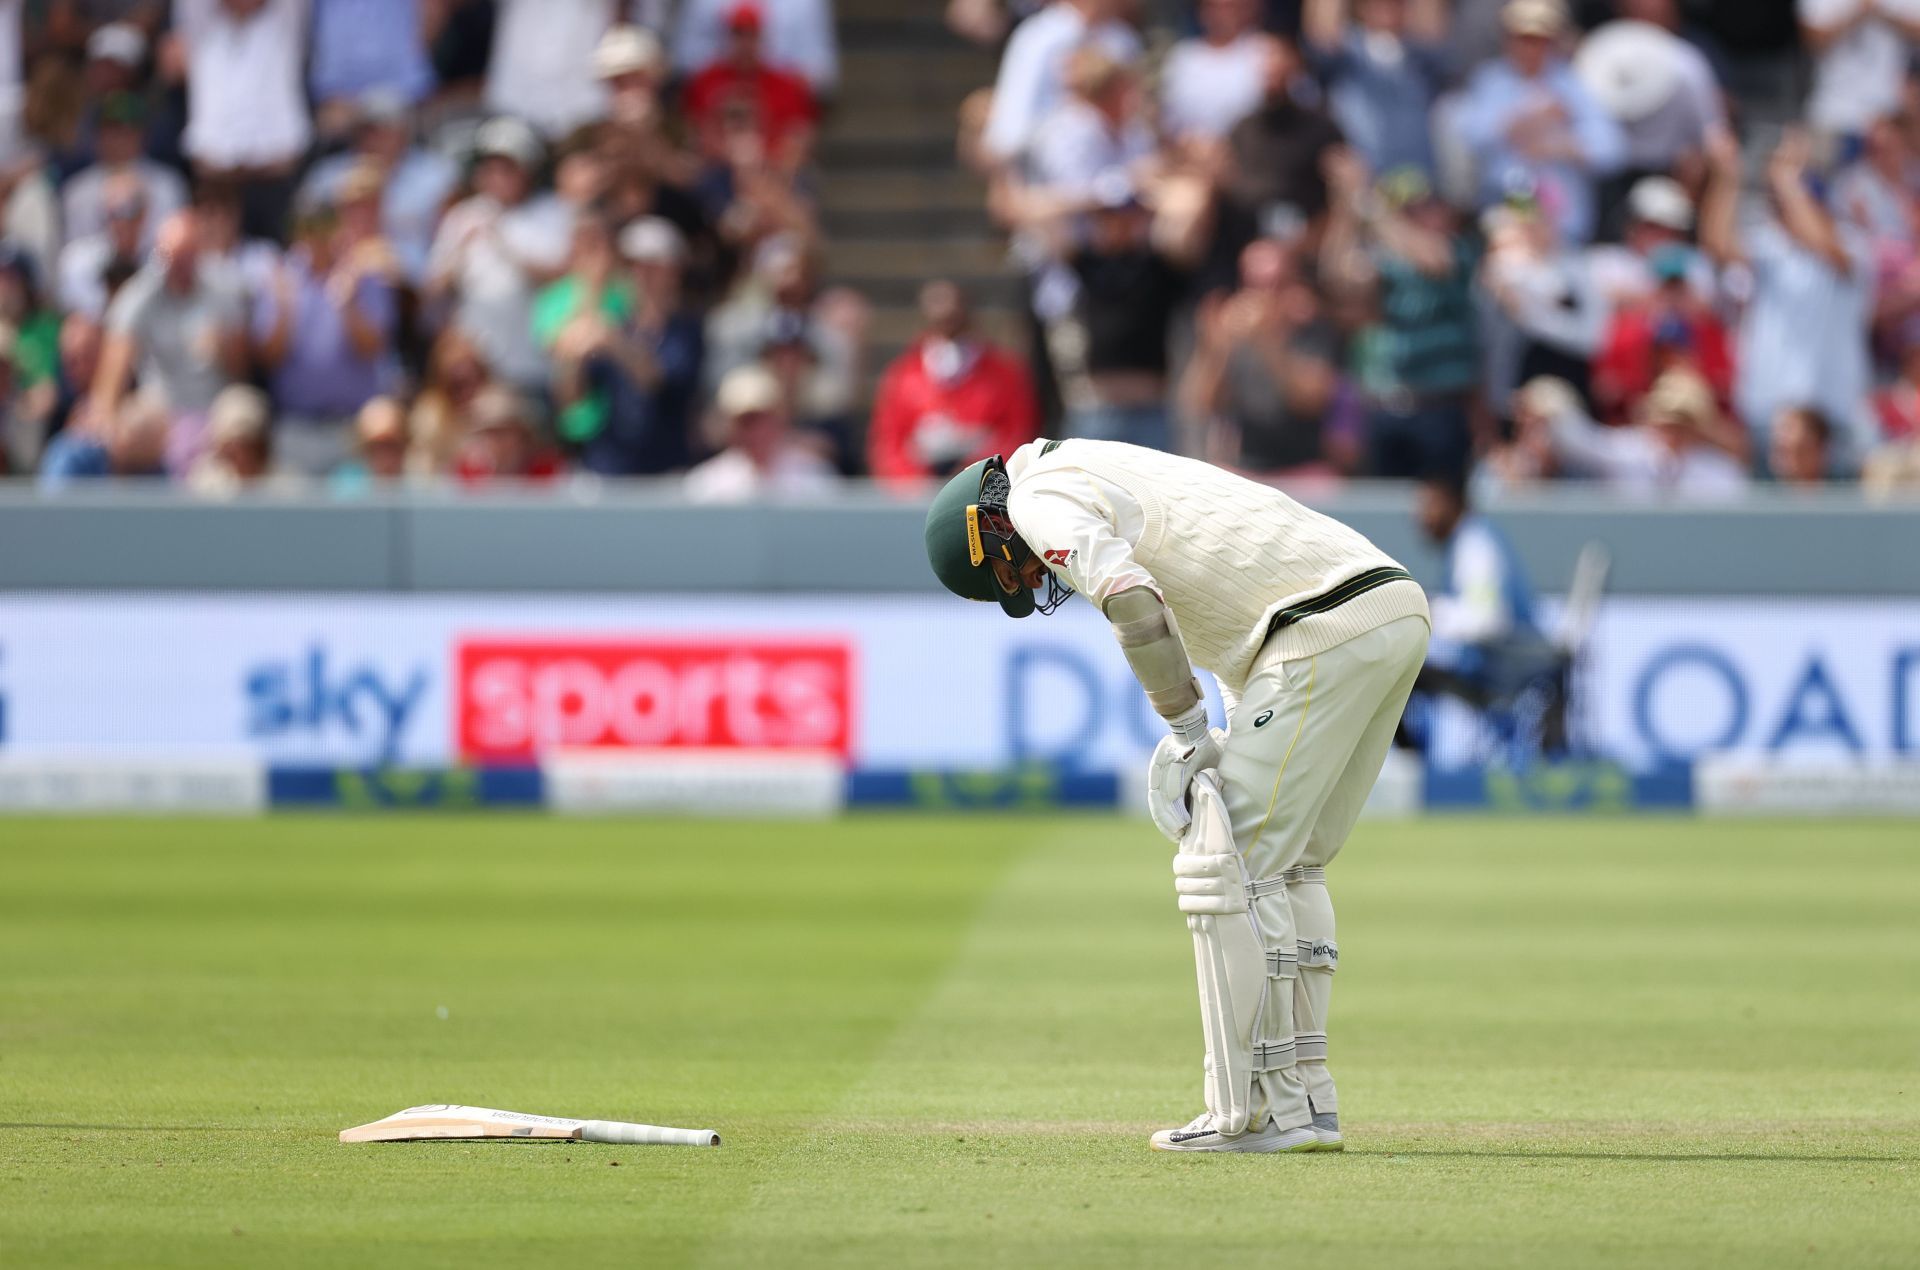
0, 0, 1916, 499
0, 0, 858, 499
949, 0, 1920, 496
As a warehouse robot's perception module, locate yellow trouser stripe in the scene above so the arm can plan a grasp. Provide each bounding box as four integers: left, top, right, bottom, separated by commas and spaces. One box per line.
1249, 656, 1316, 851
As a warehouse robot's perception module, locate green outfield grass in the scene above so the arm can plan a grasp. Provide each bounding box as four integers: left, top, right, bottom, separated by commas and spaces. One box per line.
2, 814, 1917, 1269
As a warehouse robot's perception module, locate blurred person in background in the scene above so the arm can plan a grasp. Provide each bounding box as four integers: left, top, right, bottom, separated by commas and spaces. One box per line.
595, 25, 679, 171
1302, 0, 1450, 181
1509, 368, 1750, 494
251, 187, 403, 475
1180, 235, 1348, 475
1028, 46, 1153, 207
1321, 153, 1481, 477
1221, 35, 1346, 249
453, 384, 561, 483
193, 181, 281, 313
48, 21, 158, 179
173, 0, 312, 241
36, 386, 167, 487
407, 325, 493, 474
705, 232, 866, 428
0, 320, 28, 471
1407, 465, 1553, 726
682, 2, 819, 173
1590, 244, 1734, 423
1573, 0, 1727, 224
1456, 0, 1625, 245
301, 91, 459, 286
1769, 404, 1839, 484
426, 117, 572, 394
60, 91, 183, 247
40, 311, 105, 444
0, 241, 57, 390
551, 215, 705, 476
683, 360, 837, 500
57, 168, 145, 317
980, 0, 1140, 168
307, 0, 435, 136
1478, 193, 1608, 411
484, 0, 624, 139
1702, 126, 1876, 469
91, 208, 248, 472
1584, 175, 1718, 314
534, 209, 633, 367
995, 43, 1157, 423
1160, 0, 1270, 144
187, 383, 293, 495
1050, 183, 1205, 450
867, 279, 1038, 489
1800, 0, 1920, 150
329, 394, 411, 494
1836, 109, 1920, 254
674, 0, 839, 94
1872, 323, 1920, 439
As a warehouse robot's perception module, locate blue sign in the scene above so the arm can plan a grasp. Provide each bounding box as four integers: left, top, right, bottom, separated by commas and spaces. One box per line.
847, 766, 1121, 810
268, 766, 543, 810
1425, 761, 1694, 813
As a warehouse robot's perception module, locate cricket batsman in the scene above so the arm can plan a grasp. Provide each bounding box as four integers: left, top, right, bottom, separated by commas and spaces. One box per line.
924, 439, 1430, 1153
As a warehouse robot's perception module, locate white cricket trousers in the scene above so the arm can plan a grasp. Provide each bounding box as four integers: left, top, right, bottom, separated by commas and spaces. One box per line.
1213, 613, 1431, 1116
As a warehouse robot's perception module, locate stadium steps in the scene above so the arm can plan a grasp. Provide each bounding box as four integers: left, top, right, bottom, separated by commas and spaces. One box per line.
814, 0, 1020, 425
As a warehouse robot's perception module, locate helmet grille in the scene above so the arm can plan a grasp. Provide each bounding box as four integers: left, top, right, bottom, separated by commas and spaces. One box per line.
979, 466, 1010, 509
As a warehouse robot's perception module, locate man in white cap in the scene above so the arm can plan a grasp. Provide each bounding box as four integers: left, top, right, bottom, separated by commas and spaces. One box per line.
683, 362, 838, 501
595, 24, 668, 112
1456, 0, 1625, 243
426, 117, 573, 392
1586, 175, 1718, 311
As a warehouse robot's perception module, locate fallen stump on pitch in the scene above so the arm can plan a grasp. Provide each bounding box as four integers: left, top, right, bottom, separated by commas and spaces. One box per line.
340, 1104, 721, 1147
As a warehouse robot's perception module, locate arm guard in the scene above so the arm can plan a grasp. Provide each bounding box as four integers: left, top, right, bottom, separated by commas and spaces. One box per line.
1104, 587, 1208, 742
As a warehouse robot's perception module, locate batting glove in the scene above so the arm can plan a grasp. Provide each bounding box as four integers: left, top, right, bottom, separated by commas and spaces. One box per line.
1147, 722, 1225, 844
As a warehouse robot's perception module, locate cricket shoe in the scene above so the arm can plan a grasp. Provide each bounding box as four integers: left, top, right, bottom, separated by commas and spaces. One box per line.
1310, 1109, 1343, 1152
1149, 1114, 1319, 1154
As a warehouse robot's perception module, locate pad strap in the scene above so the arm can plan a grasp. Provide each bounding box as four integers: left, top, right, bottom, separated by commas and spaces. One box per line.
1267, 949, 1298, 979
1281, 866, 1327, 885
1294, 1033, 1329, 1062
1252, 1038, 1297, 1072
1247, 874, 1289, 900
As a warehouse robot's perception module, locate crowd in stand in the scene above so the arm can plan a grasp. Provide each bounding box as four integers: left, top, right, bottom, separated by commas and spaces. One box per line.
1, 1, 1918, 499
0, 0, 859, 499
934, 0, 1920, 496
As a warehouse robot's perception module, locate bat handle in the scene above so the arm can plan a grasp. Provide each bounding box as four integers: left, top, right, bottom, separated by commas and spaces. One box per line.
580, 1120, 722, 1147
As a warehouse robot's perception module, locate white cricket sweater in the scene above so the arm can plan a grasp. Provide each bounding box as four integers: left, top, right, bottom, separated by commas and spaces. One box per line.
1005, 440, 1430, 690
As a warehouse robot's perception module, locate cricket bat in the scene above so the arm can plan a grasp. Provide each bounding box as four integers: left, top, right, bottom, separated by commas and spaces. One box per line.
339, 1104, 721, 1147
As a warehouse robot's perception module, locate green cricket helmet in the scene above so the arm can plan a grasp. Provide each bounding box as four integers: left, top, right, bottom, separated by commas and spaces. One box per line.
924, 455, 1072, 619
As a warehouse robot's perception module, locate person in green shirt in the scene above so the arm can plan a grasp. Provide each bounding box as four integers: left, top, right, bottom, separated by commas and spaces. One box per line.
532, 211, 634, 445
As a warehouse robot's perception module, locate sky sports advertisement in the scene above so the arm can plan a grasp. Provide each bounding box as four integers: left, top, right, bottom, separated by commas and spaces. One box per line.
0, 595, 1915, 791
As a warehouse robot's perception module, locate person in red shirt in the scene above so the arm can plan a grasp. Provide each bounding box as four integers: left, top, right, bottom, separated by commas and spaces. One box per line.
1590, 245, 1735, 424
868, 280, 1039, 490
682, 3, 819, 171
